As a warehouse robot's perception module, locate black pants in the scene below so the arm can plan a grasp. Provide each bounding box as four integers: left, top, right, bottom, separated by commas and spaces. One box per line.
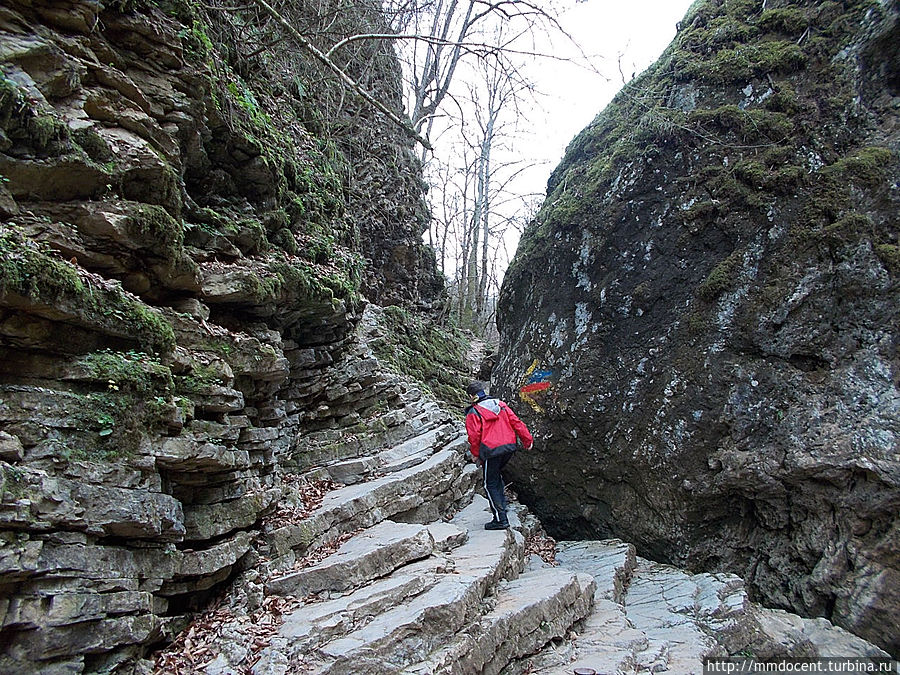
482, 451, 513, 524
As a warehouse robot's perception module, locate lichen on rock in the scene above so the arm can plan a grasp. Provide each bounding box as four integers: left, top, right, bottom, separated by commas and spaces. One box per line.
497, 0, 899, 656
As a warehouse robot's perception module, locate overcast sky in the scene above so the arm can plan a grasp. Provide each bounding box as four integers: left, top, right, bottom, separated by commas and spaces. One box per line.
519, 0, 697, 198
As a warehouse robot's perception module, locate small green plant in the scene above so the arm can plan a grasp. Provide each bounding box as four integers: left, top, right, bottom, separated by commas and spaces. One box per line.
97, 412, 116, 437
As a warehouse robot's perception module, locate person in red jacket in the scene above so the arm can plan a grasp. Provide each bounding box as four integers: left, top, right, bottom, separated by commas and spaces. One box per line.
464, 380, 533, 530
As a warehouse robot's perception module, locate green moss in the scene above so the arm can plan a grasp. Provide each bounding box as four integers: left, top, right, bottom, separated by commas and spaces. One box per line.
372, 306, 471, 407
758, 8, 808, 34
798, 147, 895, 237
875, 244, 900, 276
679, 40, 806, 84
28, 114, 68, 151
680, 200, 720, 233
761, 146, 795, 166
271, 227, 298, 255
734, 161, 767, 189
822, 213, 874, 242
59, 388, 176, 462
174, 367, 224, 395
0, 464, 27, 500
178, 20, 213, 61
723, 0, 760, 21
733, 158, 806, 194
0, 227, 175, 353
686, 311, 708, 335
798, 176, 850, 232
195, 338, 235, 357
763, 84, 801, 114
697, 250, 743, 302
0, 74, 69, 154
241, 248, 363, 308
124, 203, 185, 261
75, 349, 174, 395
688, 106, 794, 142
823, 146, 894, 187
226, 80, 270, 129
704, 170, 765, 211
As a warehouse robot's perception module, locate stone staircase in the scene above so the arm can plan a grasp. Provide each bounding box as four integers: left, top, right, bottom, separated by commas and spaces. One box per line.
149, 392, 888, 675
149, 391, 600, 674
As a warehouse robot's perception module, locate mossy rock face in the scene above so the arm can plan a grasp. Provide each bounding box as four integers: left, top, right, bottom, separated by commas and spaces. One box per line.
0, 0, 447, 670
498, 0, 899, 656
0, 227, 175, 354
0, 74, 71, 156
371, 305, 470, 408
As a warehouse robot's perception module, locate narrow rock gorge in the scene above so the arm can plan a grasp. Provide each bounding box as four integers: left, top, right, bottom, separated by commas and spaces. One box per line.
497, 0, 899, 658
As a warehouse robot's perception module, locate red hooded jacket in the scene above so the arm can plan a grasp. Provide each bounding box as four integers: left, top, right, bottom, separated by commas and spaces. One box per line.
465, 397, 533, 460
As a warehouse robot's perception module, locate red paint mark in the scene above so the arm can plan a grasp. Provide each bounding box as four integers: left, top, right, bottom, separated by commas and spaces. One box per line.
520, 381, 551, 394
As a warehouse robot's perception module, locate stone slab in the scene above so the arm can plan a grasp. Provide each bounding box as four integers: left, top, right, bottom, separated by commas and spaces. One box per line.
427, 521, 467, 552
402, 567, 596, 675
275, 558, 447, 654
310, 496, 524, 673
375, 423, 455, 473
266, 445, 468, 560
555, 538, 636, 604
267, 521, 434, 597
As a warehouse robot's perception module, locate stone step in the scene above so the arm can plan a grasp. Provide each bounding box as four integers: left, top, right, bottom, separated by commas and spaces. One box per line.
622, 560, 733, 673
255, 523, 469, 670
263, 438, 477, 570
325, 423, 460, 484
400, 566, 596, 675
266, 520, 435, 597
520, 548, 755, 675
271, 557, 450, 659
291, 495, 525, 674
292, 399, 450, 470
517, 541, 648, 675
323, 455, 377, 485
555, 539, 636, 604
373, 423, 459, 475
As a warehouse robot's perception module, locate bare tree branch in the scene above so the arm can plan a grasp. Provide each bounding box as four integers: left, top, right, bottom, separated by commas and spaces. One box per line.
248, 0, 433, 149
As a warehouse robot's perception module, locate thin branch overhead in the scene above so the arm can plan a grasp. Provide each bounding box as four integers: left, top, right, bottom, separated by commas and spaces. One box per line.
248, 0, 433, 149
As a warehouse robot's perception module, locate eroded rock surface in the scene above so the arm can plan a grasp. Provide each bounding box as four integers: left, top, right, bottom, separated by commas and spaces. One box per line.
497, 0, 899, 655
0, 0, 443, 670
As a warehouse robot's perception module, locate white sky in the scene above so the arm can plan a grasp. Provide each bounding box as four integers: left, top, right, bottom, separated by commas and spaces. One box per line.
518, 0, 697, 198
416, 0, 698, 281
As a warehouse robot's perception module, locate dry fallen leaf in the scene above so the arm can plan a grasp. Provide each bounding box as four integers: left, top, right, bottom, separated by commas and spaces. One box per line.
524, 532, 559, 566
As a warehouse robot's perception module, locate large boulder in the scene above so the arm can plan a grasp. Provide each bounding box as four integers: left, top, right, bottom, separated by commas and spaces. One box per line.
496, 0, 899, 655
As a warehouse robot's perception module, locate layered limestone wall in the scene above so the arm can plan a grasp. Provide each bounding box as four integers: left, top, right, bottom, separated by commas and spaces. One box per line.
0, 0, 446, 670
497, 0, 899, 656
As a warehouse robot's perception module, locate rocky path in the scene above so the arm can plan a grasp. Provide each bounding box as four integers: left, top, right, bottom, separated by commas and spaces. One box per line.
151, 390, 598, 674
149, 388, 887, 675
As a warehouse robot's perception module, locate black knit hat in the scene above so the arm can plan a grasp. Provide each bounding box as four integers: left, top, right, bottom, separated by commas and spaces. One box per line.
466, 381, 487, 397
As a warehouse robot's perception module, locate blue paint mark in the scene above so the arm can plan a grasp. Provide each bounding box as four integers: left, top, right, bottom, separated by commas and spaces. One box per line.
527, 369, 553, 384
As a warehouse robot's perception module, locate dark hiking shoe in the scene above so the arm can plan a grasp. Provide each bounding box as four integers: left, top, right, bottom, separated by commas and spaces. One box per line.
484, 520, 509, 530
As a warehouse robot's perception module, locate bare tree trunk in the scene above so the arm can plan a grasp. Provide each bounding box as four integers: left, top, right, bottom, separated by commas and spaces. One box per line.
476, 110, 495, 316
